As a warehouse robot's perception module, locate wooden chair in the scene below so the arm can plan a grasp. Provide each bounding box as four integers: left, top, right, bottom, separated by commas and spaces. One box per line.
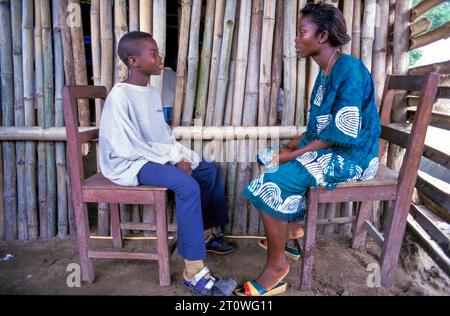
63, 85, 175, 286
299, 73, 441, 290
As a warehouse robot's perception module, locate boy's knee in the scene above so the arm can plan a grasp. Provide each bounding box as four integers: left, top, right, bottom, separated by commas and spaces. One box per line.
180, 178, 201, 199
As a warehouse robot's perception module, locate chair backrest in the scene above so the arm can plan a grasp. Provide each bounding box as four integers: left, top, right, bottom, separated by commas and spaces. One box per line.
377, 73, 440, 210
62, 85, 107, 191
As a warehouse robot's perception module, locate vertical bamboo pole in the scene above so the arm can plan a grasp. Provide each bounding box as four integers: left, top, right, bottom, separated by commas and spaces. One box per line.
242, 0, 263, 235
181, 0, 202, 126
372, 0, 389, 106
387, 0, 411, 173
296, 0, 307, 126
212, 0, 237, 126
231, 0, 252, 235
151, 0, 166, 93
258, 0, 277, 126
69, 0, 90, 128
11, 0, 27, 240
205, 0, 226, 126
342, 0, 354, 54
268, 0, 283, 126
281, 0, 296, 126
140, 0, 152, 33
351, 0, 362, 57
41, 0, 56, 238
386, 0, 396, 77
53, 0, 68, 238
307, 59, 319, 113
58, 0, 76, 236
35, 0, 47, 239
129, 0, 139, 32
114, 0, 128, 84
171, 0, 191, 127
90, 0, 101, 126
1, 0, 18, 240
22, 0, 37, 240
361, 0, 376, 71
194, 0, 215, 123
99, 0, 114, 236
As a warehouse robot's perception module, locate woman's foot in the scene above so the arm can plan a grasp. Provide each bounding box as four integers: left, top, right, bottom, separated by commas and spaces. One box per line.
287, 222, 304, 240
254, 262, 290, 291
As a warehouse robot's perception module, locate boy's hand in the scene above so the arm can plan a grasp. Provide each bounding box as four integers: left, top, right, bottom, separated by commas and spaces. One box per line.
176, 160, 192, 175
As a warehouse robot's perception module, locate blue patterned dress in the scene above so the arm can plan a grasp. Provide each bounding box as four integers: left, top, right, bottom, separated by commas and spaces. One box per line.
243, 54, 381, 222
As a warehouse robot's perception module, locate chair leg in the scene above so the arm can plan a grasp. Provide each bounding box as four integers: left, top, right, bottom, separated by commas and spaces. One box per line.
351, 201, 373, 249
74, 200, 94, 283
300, 188, 318, 291
379, 200, 410, 287
110, 203, 123, 249
155, 192, 170, 286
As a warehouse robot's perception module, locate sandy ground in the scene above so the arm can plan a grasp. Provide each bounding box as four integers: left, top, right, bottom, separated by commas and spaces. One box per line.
0, 233, 449, 296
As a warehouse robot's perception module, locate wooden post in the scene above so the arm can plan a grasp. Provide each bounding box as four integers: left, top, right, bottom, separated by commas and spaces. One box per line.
140, 0, 152, 34
11, 0, 27, 240
172, 0, 191, 127
351, 0, 361, 58
194, 0, 215, 123
114, 0, 128, 84
1, 0, 18, 240
258, 0, 277, 126
281, 0, 296, 126
22, 0, 37, 240
52, 0, 68, 238
151, 0, 166, 93
129, 0, 139, 32
181, 0, 202, 126
212, 0, 237, 127
205, 0, 226, 126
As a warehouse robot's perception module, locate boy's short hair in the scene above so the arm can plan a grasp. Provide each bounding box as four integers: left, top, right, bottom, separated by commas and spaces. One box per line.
118, 31, 153, 67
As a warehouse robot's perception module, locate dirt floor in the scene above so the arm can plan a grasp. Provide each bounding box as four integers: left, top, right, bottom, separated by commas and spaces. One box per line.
0, 233, 449, 296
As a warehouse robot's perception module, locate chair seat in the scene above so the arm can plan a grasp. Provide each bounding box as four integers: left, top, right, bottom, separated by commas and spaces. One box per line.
83, 172, 167, 191
82, 172, 167, 204
331, 164, 398, 189
315, 165, 398, 203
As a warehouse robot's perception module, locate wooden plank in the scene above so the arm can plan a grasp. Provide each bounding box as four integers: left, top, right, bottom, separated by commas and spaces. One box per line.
364, 220, 384, 247
120, 222, 177, 232
411, 0, 446, 22
88, 251, 157, 261
388, 75, 424, 91
409, 204, 450, 254
437, 86, 450, 99
382, 123, 450, 169
408, 60, 450, 75
410, 21, 450, 50
416, 171, 450, 216
407, 214, 450, 276
418, 191, 450, 222
299, 216, 356, 226
407, 106, 450, 130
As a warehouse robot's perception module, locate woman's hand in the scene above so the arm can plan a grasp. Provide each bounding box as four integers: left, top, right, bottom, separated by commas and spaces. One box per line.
176, 159, 193, 175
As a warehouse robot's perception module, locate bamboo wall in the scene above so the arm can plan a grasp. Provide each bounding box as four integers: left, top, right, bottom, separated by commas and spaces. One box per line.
1, 0, 447, 241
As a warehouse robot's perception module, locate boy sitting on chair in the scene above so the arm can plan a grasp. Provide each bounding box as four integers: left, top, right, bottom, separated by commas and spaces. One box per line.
99, 31, 236, 296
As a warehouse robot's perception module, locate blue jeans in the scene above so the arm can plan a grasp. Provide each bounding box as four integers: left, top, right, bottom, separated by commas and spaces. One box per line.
137, 161, 229, 260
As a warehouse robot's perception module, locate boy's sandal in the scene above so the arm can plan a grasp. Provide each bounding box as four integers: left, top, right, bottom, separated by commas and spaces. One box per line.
258, 238, 303, 261
234, 280, 288, 296
184, 266, 237, 296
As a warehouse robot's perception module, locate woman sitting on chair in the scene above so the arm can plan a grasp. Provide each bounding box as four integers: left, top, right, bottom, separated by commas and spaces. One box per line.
236, 2, 381, 296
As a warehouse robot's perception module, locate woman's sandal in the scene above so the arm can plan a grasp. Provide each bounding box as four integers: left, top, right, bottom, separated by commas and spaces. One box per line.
257, 238, 303, 261
234, 268, 290, 296
184, 267, 237, 296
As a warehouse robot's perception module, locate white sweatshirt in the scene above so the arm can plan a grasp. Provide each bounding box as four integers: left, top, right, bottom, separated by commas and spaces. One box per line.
99, 82, 200, 186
